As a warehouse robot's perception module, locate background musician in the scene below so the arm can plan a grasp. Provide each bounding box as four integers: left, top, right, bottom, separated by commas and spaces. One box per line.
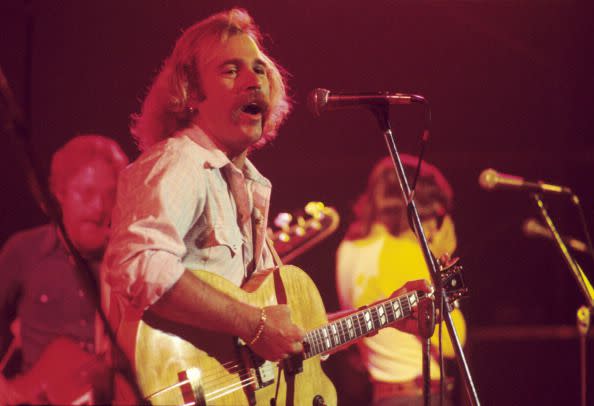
0, 135, 128, 404
336, 155, 467, 405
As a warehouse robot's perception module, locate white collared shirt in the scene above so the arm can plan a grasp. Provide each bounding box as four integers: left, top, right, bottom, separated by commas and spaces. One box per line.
103, 125, 275, 317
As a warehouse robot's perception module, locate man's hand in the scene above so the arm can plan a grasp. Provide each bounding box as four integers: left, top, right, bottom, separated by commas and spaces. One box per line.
247, 304, 305, 361
388, 279, 433, 335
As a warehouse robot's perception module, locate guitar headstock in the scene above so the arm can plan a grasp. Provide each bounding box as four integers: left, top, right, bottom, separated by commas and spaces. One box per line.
268, 201, 340, 263
437, 256, 469, 306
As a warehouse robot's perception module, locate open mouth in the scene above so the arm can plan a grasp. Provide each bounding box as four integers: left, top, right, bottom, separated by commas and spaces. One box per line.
241, 102, 264, 116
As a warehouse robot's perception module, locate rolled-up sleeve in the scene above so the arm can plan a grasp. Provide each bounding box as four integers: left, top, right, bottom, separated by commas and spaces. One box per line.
104, 142, 205, 314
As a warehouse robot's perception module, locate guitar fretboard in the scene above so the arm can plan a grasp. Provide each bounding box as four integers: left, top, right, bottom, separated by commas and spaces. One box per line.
303, 290, 424, 359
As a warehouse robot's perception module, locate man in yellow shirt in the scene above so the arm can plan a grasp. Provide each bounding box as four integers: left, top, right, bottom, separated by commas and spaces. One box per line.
336, 154, 466, 406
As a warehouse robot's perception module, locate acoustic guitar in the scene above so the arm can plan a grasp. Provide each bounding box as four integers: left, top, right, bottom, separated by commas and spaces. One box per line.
134, 261, 466, 405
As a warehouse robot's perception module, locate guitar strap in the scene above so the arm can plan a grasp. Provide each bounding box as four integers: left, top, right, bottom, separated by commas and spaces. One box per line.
264, 237, 297, 406
265, 236, 283, 268
266, 236, 288, 306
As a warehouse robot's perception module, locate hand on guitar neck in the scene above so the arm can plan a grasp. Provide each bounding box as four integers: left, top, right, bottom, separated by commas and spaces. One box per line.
326, 279, 432, 355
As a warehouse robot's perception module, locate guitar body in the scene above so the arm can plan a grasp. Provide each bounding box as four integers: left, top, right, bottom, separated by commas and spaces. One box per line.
9, 337, 110, 404
135, 265, 337, 406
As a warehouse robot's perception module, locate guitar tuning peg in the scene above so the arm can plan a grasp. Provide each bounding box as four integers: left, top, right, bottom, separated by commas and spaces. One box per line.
309, 220, 322, 230
305, 201, 326, 219
274, 212, 293, 231
295, 216, 306, 237
438, 254, 460, 270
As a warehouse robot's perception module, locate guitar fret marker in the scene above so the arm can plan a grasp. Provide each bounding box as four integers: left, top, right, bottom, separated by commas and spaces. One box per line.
346, 318, 354, 339
392, 300, 402, 319
378, 305, 387, 325
330, 324, 339, 345
321, 328, 331, 349
364, 310, 373, 331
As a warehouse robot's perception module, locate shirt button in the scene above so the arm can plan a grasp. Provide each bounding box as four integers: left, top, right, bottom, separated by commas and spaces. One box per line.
40, 294, 48, 303
78, 289, 85, 298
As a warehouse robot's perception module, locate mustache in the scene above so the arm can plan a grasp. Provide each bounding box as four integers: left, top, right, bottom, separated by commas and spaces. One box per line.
233, 90, 270, 116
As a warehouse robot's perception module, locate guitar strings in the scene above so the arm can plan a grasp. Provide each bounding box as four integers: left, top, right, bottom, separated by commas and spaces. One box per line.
154, 292, 418, 403
144, 361, 247, 401
145, 365, 253, 403
152, 295, 420, 403
203, 376, 258, 403
304, 293, 417, 357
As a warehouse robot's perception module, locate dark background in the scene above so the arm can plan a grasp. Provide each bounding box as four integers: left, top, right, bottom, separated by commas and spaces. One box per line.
1, 1, 593, 404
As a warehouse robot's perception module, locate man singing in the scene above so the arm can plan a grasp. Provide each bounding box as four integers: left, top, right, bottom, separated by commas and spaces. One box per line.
104, 8, 429, 405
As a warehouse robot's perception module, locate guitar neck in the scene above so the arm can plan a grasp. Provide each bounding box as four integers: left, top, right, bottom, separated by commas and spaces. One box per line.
303, 290, 424, 359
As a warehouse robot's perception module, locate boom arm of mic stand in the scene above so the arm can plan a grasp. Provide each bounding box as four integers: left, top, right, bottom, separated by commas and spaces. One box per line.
371, 106, 481, 406
531, 194, 593, 406
531, 194, 594, 308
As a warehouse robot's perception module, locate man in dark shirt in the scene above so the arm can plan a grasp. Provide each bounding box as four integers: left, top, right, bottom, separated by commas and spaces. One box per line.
0, 134, 128, 404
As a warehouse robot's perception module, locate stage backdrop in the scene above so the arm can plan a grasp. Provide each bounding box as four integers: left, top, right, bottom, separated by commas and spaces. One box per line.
1, 1, 593, 404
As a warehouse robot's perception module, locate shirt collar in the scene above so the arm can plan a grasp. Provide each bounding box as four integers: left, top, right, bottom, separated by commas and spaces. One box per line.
183, 124, 271, 188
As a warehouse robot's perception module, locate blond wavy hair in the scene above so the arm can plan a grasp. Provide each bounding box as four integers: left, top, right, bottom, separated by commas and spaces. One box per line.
131, 8, 291, 151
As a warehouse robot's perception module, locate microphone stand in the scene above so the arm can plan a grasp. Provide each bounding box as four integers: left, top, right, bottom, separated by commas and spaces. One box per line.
370, 105, 481, 406
531, 193, 593, 406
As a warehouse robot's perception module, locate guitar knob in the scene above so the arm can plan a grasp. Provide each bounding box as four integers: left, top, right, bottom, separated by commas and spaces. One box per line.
312, 395, 326, 406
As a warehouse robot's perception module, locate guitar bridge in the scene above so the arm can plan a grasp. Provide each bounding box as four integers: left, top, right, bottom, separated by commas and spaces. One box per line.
177, 368, 205, 406
239, 343, 276, 389
145, 367, 205, 406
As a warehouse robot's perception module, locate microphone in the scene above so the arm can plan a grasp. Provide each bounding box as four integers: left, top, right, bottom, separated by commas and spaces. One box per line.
478, 168, 572, 195
522, 218, 588, 253
307, 88, 426, 116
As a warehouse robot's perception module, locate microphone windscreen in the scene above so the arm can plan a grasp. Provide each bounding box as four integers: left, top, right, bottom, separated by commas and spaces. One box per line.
478, 168, 498, 190
307, 88, 330, 117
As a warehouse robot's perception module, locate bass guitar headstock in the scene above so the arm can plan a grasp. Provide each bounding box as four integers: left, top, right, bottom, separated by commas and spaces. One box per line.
268, 201, 340, 263
437, 256, 469, 306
